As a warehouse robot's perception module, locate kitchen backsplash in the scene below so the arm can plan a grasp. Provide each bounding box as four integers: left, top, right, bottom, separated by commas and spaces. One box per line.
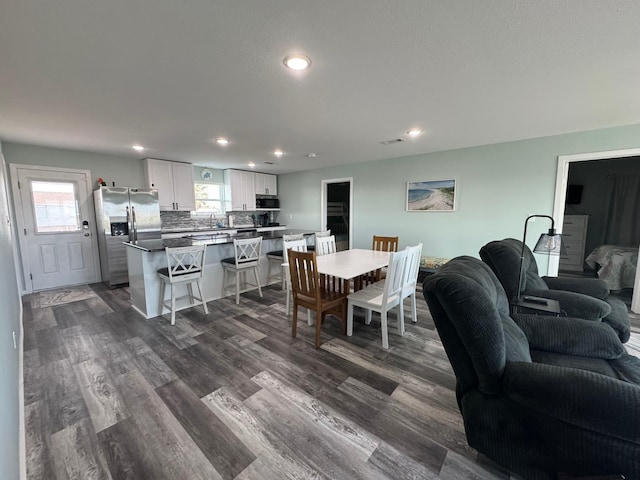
160, 211, 269, 231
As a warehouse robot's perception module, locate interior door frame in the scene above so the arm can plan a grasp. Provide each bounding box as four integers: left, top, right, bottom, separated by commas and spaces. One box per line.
10, 164, 100, 294
552, 147, 640, 313
321, 177, 353, 250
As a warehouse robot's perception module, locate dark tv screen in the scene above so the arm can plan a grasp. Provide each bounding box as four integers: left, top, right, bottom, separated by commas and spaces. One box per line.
566, 184, 583, 205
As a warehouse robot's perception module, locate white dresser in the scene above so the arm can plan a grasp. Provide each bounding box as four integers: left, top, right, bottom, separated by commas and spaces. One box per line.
559, 215, 589, 272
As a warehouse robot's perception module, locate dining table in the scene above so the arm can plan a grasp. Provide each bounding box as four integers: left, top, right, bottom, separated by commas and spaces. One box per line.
315, 248, 391, 290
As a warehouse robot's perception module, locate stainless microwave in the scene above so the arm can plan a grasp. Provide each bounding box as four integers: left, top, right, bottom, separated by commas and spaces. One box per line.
256, 197, 279, 208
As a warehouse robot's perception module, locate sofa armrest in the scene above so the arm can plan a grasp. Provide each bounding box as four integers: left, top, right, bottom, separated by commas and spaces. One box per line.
511, 313, 624, 359
542, 276, 610, 299
526, 289, 611, 320
503, 361, 640, 444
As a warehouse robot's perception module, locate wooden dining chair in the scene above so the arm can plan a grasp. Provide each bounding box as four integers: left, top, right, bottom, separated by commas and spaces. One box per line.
347, 248, 409, 349
360, 235, 399, 288
288, 249, 347, 349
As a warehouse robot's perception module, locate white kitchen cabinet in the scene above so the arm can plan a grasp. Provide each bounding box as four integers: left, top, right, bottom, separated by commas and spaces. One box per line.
559, 214, 589, 272
254, 172, 277, 196
144, 158, 195, 211
224, 169, 256, 211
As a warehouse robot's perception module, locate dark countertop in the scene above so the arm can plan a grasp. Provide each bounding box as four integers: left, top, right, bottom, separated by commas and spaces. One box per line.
124, 229, 314, 252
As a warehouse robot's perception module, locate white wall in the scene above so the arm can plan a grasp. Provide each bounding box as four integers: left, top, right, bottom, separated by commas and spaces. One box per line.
0, 141, 24, 480
278, 123, 640, 266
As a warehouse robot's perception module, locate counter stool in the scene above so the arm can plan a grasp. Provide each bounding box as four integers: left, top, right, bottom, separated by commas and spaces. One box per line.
157, 245, 208, 325
266, 233, 305, 288
222, 236, 263, 304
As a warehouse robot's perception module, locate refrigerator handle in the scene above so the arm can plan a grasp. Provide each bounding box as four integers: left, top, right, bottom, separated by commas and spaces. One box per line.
126, 206, 131, 241
132, 206, 138, 242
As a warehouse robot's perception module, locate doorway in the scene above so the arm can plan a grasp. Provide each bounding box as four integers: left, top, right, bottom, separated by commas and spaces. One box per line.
10, 164, 100, 292
321, 178, 353, 251
552, 147, 640, 313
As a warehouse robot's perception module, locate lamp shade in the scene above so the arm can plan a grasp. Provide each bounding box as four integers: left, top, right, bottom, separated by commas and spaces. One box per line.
533, 231, 564, 255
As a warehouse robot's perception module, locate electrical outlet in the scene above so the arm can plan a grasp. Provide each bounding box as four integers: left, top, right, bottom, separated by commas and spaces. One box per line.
12, 331, 17, 349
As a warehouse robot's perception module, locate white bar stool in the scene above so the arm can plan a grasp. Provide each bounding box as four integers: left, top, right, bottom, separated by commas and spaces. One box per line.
157, 244, 208, 325
221, 236, 263, 304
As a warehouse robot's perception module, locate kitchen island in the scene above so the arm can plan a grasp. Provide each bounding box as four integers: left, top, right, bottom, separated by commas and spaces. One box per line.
125, 229, 314, 319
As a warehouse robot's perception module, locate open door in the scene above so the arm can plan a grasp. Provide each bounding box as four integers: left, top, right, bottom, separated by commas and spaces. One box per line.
553, 148, 640, 313
321, 178, 352, 251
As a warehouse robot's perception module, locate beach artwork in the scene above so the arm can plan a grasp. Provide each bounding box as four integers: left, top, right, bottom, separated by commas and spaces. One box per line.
406, 179, 456, 211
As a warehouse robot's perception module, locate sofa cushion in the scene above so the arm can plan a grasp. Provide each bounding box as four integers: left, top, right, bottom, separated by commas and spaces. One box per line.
502, 314, 531, 363
530, 350, 619, 378
512, 313, 624, 359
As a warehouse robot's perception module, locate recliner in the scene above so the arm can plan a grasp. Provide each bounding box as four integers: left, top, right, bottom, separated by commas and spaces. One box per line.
422, 255, 640, 480
480, 238, 630, 342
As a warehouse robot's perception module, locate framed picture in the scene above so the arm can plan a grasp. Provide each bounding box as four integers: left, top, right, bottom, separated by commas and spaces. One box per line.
406, 179, 456, 211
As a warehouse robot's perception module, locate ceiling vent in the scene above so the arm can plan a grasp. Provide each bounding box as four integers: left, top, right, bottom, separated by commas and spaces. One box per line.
380, 138, 405, 145
264, 161, 275, 165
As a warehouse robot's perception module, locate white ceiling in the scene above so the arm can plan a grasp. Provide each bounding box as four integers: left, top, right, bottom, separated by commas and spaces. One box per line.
1, 0, 640, 174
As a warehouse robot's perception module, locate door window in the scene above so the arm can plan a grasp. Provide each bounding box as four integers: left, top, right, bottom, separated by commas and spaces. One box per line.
30, 180, 81, 233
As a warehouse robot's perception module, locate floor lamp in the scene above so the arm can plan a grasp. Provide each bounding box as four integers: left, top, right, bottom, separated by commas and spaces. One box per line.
516, 214, 564, 305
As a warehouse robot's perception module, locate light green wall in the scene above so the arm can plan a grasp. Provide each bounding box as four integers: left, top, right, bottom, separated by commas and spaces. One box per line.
278, 123, 640, 262
0, 141, 22, 480
3, 142, 146, 188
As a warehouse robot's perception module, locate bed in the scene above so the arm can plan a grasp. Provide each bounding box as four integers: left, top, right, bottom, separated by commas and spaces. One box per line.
584, 244, 638, 291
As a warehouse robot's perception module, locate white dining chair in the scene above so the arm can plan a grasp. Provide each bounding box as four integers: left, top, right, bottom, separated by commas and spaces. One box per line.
400, 243, 423, 326
221, 236, 263, 304
308, 230, 331, 251
157, 244, 208, 325
346, 248, 409, 349
369, 243, 423, 334
266, 233, 305, 288
315, 235, 337, 256
282, 238, 309, 319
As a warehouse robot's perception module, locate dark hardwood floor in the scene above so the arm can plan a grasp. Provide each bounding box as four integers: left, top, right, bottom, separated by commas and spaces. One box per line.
23, 281, 519, 479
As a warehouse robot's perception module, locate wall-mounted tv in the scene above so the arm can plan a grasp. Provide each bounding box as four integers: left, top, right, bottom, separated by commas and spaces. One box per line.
566, 184, 583, 205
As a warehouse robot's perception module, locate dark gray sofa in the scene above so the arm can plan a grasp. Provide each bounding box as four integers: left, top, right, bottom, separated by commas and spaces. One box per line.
422, 255, 640, 479
479, 238, 630, 343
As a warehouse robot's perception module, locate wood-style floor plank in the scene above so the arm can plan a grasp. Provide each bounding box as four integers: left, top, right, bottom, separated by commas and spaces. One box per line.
23, 282, 551, 479
156, 379, 256, 480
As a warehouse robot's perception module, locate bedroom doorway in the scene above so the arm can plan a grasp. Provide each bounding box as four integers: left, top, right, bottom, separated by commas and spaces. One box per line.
552, 147, 640, 313
321, 177, 352, 251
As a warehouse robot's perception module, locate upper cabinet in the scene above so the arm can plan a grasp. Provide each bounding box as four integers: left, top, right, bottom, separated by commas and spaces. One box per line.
254, 172, 277, 196
144, 158, 195, 211
224, 169, 256, 211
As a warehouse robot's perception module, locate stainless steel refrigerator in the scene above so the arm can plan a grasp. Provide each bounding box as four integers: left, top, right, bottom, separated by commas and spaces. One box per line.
94, 187, 161, 287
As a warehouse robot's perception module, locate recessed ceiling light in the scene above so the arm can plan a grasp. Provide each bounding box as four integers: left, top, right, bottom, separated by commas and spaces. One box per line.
283, 54, 311, 71
406, 129, 423, 137
307, 153, 317, 158
248, 162, 256, 167
273, 150, 284, 157
215, 137, 230, 145
132, 144, 145, 151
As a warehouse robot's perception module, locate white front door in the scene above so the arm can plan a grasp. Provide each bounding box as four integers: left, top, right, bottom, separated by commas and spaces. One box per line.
11, 165, 99, 291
